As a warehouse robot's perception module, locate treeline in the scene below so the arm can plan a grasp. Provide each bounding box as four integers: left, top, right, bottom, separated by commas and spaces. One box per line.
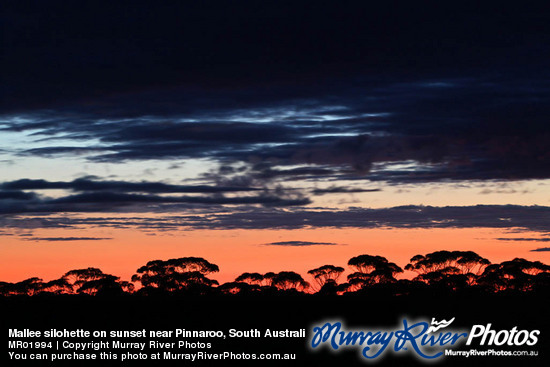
1, 251, 549, 297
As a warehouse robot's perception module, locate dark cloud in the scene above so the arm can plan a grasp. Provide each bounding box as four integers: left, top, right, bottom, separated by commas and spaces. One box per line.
178, 205, 550, 232
0, 192, 311, 215
21, 146, 109, 156
21, 237, 112, 242
5, 77, 550, 183
3, 205, 550, 234
103, 122, 298, 145
262, 241, 341, 247
7, 1, 546, 111
312, 186, 381, 195
200, 164, 346, 189
2, 1, 550, 184
249, 166, 338, 180
530, 247, 550, 252
0, 178, 260, 194
0, 191, 37, 200
50, 192, 310, 207
0, 178, 315, 213
16, 2, 550, 103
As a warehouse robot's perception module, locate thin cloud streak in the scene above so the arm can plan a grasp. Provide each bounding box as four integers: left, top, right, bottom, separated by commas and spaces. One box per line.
0, 178, 261, 193
21, 237, 113, 242
262, 241, 341, 247
496, 238, 550, 242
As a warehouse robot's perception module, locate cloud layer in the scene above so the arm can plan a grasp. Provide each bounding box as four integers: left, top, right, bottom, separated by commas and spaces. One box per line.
1, 1, 549, 247
3, 205, 550, 234
2, 2, 550, 185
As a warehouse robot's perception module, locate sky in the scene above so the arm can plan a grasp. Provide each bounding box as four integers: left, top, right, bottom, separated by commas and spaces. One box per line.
1, 1, 549, 284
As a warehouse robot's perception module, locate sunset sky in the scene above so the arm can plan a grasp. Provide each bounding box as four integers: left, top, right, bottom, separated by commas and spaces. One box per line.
1, 1, 549, 285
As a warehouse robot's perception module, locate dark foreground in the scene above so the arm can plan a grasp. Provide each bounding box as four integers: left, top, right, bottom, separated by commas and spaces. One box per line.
1, 293, 548, 366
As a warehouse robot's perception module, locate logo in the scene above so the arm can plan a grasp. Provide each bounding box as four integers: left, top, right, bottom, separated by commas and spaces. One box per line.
427, 317, 455, 333
310, 318, 540, 362
466, 324, 539, 346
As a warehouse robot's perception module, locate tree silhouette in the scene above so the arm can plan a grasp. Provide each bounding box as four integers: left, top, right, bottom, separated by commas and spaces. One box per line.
455, 251, 492, 275
41, 277, 73, 294
405, 251, 490, 291
346, 255, 403, 291
119, 280, 135, 293
415, 268, 476, 292
316, 279, 345, 295
270, 271, 309, 292
218, 281, 262, 295
132, 257, 219, 293
414, 266, 460, 280
531, 272, 550, 293
0, 281, 12, 296
307, 265, 345, 290
504, 258, 550, 275
0, 252, 548, 297
77, 275, 124, 296
263, 272, 277, 287
405, 251, 490, 276
9, 278, 44, 296
231, 272, 284, 293
63, 267, 106, 294
62, 267, 133, 295
404, 251, 491, 289
235, 272, 265, 285
478, 258, 550, 292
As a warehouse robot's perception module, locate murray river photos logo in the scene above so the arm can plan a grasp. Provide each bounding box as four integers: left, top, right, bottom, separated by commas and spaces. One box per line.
310, 317, 540, 361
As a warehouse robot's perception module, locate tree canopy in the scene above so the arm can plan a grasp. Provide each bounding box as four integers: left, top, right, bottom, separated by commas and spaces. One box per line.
307, 265, 345, 288
132, 257, 219, 293
0, 252, 548, 297
405, 251, 490, 275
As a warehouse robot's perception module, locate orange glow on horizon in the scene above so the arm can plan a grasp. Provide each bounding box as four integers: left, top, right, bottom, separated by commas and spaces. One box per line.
1, 227, 548, 285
